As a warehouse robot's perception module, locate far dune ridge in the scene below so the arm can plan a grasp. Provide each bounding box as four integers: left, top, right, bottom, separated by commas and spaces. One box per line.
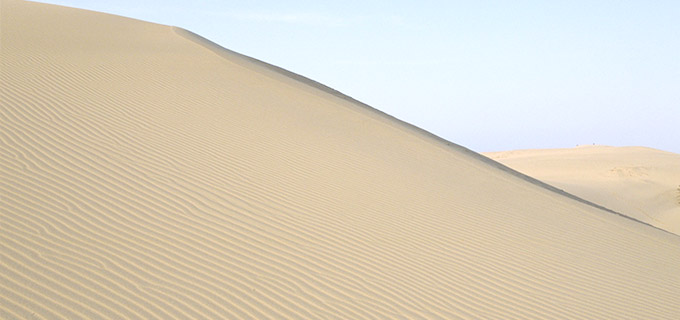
1, 0, 680, 319
484, 146, 680, 235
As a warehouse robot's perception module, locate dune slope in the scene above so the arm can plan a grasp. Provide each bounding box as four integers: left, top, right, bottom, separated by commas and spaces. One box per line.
1, 0, 679, 318
485, 146, 680, 235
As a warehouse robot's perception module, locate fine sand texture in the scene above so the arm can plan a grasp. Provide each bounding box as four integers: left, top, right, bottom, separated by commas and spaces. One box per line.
485, 146, 680, 235
2, 0, 680, 318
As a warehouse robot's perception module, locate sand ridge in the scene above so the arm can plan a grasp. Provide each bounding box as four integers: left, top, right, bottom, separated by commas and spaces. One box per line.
2, 0, 680, 318
485, 146, 680, 235
174, 27, 659, 232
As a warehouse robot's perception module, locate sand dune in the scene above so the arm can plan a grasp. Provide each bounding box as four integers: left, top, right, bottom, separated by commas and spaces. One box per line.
1, 0, 679, 318
485, 146, 680, 235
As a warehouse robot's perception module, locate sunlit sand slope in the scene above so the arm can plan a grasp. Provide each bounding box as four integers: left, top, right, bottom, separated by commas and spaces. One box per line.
1, 1, 679, 318
485, 146, 680, 235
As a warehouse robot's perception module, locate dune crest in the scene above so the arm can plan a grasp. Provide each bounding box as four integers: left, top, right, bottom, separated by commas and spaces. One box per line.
2, 0, 680, 318
485, 146, 680, 235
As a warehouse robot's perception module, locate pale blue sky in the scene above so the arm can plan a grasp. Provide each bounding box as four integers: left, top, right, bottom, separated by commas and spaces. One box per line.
36, 1, 679, 153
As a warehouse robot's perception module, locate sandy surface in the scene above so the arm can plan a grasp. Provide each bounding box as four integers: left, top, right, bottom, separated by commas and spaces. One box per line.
485, 146, 680, 235
2, 0, 680, 318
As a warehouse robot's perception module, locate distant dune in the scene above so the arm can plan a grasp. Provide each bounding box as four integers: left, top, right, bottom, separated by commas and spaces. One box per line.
2, 0, 680, 318
485, 146, 680, 235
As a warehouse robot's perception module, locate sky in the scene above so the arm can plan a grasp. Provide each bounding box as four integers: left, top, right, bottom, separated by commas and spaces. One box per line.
35, 0, 680, 153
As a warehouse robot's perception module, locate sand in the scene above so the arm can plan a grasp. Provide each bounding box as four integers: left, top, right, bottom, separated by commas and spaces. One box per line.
485, 146, 680, 235
1, 0, 679, 318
